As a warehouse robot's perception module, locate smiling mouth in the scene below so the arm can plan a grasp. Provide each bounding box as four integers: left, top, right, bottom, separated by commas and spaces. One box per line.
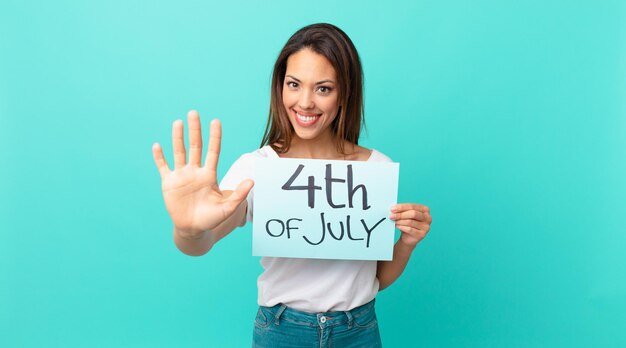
294, 110, 322, 126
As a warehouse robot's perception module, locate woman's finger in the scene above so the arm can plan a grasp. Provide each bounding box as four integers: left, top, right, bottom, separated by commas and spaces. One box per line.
392, 203, 430, 213
424, 212, 432, 224
204, 119, 222, 174
395, 219, 430, 232
390, 210, 427, 221
223, 179, 254, 216
397, 224, 427, 240
187, 110, 203, 167
152, 143, 171, 178
172, 119, 186, 169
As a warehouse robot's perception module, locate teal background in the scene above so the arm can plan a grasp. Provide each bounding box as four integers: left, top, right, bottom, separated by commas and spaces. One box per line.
1, 0, 625, 347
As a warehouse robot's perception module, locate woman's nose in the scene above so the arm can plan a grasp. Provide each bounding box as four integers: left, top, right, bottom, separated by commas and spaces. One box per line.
298, 90, 315, 109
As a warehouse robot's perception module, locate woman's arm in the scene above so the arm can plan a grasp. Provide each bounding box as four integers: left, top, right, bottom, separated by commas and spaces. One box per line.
153, 111, 254, 257
377, 240, 415, 290
377, 203, 432, 291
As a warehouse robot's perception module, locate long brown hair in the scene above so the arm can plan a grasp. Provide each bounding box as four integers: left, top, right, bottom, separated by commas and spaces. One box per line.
260, 23, 365, 154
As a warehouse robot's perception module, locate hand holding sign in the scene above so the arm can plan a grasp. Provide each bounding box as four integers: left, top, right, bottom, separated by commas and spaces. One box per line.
152, 110, 254, 239
390, 203, 432, 247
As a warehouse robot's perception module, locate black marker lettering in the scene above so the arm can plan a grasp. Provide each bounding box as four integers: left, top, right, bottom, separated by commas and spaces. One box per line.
265, 219, 285, 237
326, 218, 345, 240
302, 213, 326, 245
360, 217, 386, 248
346, 215, 364, 241
282, 164, 322, 208
286, 218, 302, 239
348, 165, 371, 210
325, 164, 346, 208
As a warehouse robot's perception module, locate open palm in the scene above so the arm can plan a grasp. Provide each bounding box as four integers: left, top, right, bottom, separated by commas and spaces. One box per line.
152, 110, 253, 238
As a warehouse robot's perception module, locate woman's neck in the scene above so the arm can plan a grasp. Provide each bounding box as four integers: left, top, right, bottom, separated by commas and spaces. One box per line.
287, 142, 340, 160
280, 132, 352, 160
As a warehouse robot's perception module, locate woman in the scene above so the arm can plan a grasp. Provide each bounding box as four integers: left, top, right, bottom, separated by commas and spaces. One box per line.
152, 23, 432, 347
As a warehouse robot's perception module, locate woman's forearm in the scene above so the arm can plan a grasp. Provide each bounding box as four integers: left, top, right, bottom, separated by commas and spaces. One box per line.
377, 241, 416, 291
173, 226, 215, 256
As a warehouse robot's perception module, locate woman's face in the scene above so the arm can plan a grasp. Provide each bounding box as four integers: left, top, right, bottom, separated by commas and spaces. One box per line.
282, 48, 339, 142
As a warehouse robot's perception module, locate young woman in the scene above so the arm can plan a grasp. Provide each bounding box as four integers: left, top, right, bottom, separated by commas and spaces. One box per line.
152, 23, 432, 347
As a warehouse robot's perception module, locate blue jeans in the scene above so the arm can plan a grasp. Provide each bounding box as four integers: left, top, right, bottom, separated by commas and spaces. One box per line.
252, 299, 382, 348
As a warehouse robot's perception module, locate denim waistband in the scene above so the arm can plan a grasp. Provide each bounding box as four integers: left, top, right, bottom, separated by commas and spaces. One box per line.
260, 299, 376, 329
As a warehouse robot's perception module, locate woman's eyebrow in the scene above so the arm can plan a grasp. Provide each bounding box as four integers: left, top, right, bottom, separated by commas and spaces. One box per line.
286, 74, 335, 85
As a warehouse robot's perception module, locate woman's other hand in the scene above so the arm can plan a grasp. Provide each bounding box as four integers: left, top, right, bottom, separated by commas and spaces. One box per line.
152, 110, 254, 240
389, 203, 432, 248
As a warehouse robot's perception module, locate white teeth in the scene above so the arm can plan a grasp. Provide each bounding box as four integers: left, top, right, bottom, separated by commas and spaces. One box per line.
297, 113, 320, 122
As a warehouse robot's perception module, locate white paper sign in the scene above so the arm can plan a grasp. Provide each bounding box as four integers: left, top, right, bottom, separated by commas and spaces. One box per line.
252, 157, 399, 260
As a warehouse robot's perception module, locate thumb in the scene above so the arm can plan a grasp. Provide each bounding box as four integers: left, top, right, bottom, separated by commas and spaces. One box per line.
222, 179, 254, 215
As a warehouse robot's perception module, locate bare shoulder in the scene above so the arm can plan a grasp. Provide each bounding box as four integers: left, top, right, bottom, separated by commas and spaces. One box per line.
344, 144, 372, 161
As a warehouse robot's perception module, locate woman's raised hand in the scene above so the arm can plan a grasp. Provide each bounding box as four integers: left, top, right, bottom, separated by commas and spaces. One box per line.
152, 110, 254, 239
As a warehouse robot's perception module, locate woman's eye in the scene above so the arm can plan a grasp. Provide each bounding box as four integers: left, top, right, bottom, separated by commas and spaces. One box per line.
287, 81, 298, 88
317, 86, 332, 94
